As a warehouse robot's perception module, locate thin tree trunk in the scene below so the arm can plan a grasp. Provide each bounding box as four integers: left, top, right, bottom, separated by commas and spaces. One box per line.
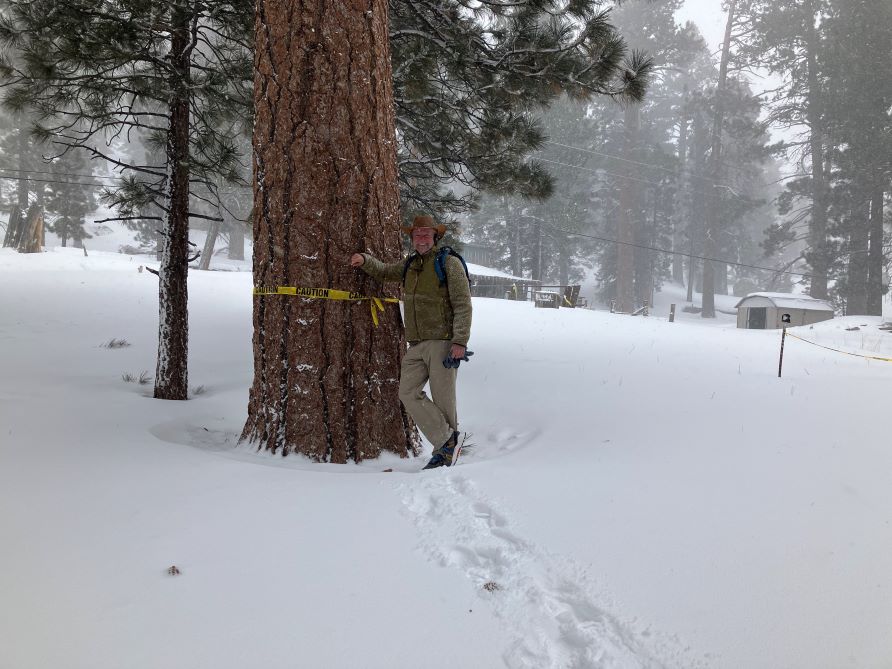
17, 127, 28, 214
243, 0, 416, 462
616, 103, 638, 313
154, 4, 193, 401
558, 233, 569, 288
673, 96, 689, 285
867, 188, 884, 315
509, 200, 521, 277
687, 110, 708, 304
716, 262, 728, 295
805, 4, 829, 299
228, 219, 245, 260
846, 199, 870, 315
531, 218, 542, 282
702, 0, 737, 319
199, 218, 220, 271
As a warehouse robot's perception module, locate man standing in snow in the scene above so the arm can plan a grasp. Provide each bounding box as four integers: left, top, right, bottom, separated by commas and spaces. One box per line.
350, 214, 472, 469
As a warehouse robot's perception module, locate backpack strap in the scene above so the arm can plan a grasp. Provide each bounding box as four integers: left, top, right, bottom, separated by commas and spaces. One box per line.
435, 246, 470, 287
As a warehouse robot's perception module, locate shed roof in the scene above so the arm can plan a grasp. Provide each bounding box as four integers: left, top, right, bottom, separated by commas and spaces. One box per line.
734, 292, 834, 312
466, 262, 536, 282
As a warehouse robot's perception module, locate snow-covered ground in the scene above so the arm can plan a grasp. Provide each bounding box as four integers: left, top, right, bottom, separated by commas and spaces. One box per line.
2, 243, 892, 669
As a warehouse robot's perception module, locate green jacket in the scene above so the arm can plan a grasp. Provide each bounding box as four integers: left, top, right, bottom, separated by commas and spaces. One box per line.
360, 246, 472, 346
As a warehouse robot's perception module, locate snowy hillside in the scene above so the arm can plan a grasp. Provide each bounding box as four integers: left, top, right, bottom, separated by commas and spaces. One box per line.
2, 246, 892, 669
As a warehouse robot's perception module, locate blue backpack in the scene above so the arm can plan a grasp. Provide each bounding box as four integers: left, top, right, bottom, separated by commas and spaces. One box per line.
401, 246, 470, 288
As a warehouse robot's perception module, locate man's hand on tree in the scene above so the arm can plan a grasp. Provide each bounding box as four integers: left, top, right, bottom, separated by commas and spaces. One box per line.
349, 253, 365, 267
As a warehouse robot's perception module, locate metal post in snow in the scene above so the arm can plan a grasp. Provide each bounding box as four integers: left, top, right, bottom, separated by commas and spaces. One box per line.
778, 314, 791, 377
778, 327, 786, 377
669, 303, 676, 323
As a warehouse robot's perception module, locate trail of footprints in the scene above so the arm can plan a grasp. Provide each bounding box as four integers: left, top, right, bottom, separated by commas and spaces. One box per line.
400, 474, 702, 669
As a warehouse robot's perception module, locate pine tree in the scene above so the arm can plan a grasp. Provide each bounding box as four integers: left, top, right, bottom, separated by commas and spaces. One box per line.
243, 0, 416, 461
44, 149, 97, 248
0, 0, 252, 399
389, 0, 653, 216
738, 0, 834, 299
821, 0, 891, 314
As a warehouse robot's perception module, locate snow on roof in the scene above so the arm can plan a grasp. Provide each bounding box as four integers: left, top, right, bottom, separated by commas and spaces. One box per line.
465, 261, 534, 282
734, 292, 834, 312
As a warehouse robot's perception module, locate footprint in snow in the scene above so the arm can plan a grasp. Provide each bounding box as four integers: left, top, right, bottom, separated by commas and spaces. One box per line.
398, 474, 704, 669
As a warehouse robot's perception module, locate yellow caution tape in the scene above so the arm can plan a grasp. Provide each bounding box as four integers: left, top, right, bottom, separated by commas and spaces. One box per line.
785, 332, 892, 362
563, 295, 573, 307
253, 286, 399, 327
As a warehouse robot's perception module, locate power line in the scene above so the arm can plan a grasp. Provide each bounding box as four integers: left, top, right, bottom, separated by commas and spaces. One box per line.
0, 172, 253, 191
544, 224, 809, 277
542, 139, 762, 177
542, 140, 719, 184
0, 174, 111, 188
0, 167, 120, 181
532, 156, 750, 203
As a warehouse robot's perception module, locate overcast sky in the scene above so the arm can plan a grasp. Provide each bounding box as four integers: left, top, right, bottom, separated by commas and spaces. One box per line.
674, 1, 798, 156
675, 0, 728, 52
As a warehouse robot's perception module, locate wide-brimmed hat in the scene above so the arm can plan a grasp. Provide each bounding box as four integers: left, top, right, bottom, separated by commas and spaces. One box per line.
401, 214, 446, 237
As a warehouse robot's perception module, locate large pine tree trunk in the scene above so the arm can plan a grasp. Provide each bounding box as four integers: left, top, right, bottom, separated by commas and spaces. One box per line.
153, 6, 192, 401
243, 0, 416, 462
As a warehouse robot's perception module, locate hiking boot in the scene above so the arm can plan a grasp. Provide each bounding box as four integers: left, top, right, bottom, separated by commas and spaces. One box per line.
422, 431, 460, 470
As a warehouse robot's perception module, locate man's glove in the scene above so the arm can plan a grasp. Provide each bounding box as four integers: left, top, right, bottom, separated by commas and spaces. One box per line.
443, 350, 474, 369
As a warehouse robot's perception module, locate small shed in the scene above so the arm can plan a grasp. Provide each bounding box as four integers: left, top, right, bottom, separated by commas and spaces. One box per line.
735, 292, 834, 329
466, 261, 540, 300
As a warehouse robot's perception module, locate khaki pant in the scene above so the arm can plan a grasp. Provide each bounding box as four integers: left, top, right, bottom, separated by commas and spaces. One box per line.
399, 340, 457, 449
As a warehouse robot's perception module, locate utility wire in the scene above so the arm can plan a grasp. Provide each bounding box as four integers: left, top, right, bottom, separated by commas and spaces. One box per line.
542, 223, 809, 277
0, 167, 121, 180
0, 174, 112, 188
542, 139, 761, 177
0, 172, 252, 191
533, 156, 750, 203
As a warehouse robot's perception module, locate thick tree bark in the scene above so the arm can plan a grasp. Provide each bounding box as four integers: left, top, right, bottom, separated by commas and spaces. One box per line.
243, 0, 417, 462
153, 5, 192, 401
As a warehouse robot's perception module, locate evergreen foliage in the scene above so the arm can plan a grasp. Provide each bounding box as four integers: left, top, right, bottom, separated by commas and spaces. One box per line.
44, 149, 97, 247
470, 0, 778, 304
740, 0, 891, 313
0, 0, 253, 216
389, 0, 654, 215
